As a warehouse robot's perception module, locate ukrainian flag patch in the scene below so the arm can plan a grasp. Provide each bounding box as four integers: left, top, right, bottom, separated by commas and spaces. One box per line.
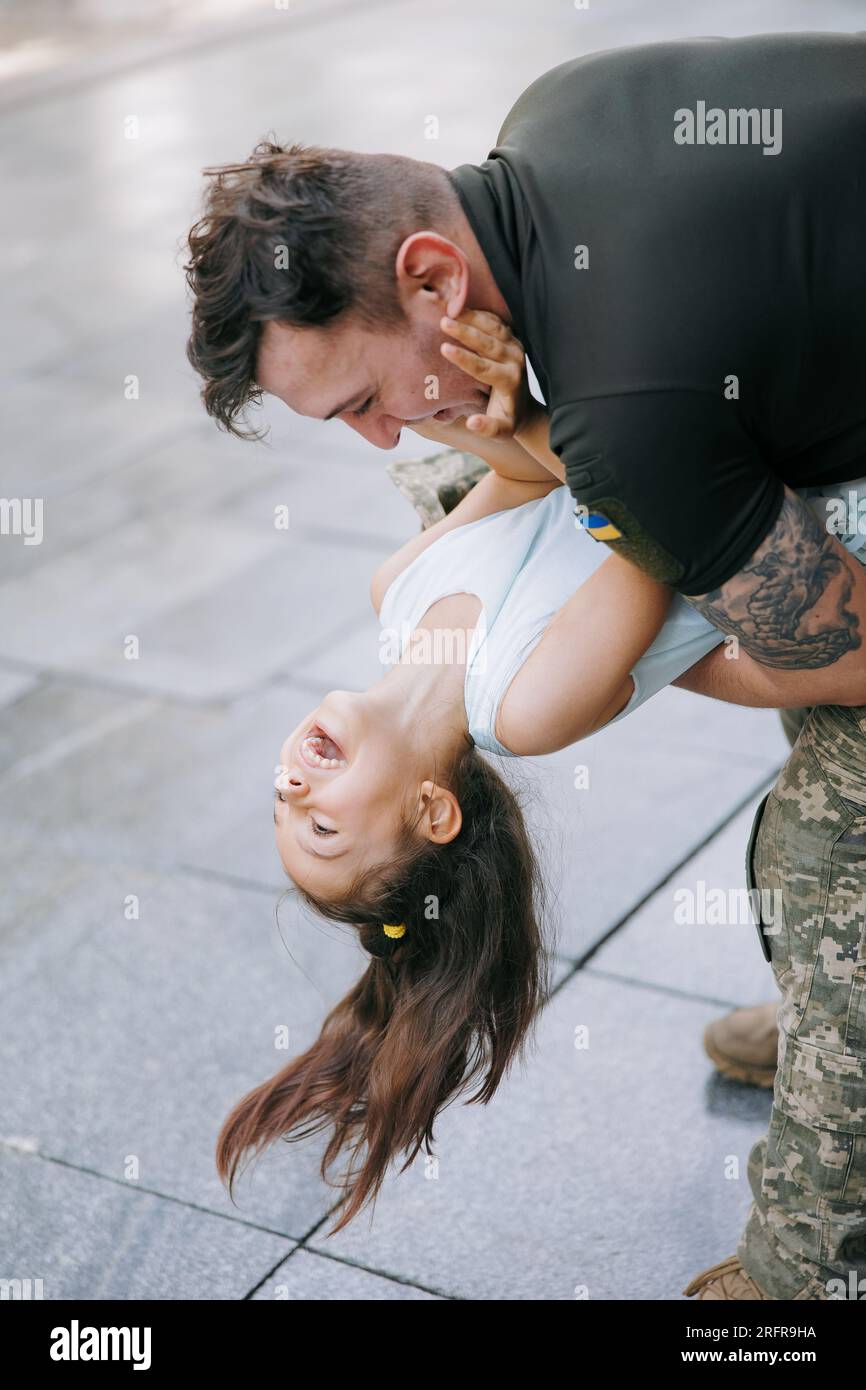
576, 510, 623, 541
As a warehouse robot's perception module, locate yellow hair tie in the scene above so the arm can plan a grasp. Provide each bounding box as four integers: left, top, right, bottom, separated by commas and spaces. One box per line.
382, 922, 406, 939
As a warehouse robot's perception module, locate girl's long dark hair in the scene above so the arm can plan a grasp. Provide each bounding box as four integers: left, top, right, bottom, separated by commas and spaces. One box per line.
216, 741, 551, 1234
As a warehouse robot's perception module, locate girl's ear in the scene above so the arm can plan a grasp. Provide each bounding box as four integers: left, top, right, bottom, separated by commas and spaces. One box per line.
417, 779, 463, 844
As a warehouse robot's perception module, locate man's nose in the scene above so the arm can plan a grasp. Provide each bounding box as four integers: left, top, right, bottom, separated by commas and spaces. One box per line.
343, 413, 402, 449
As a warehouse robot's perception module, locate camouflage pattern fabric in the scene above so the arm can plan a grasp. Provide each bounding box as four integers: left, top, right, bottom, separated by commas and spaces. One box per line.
384, 449, 491, 530
778, 705, 813, 750
740, 695, 866, 1298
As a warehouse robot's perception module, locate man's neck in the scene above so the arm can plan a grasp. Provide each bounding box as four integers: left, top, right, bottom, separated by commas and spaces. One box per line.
447, 200, 512, 325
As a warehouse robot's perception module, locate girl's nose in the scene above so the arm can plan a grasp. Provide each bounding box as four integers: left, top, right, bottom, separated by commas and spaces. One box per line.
274, 766, 306, 793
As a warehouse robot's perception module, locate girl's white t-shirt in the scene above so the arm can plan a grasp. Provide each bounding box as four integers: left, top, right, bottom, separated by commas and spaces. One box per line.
378, 477, 866, 757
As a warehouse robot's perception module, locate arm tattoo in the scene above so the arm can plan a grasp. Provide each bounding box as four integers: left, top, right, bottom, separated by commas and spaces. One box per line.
685, 490, 861, 669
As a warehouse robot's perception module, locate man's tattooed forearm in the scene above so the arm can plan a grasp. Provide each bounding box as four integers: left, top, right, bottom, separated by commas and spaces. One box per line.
686, 490, 861, 669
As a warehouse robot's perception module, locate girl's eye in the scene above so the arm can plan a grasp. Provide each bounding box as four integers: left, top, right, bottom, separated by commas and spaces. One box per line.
312, 819, 336, 837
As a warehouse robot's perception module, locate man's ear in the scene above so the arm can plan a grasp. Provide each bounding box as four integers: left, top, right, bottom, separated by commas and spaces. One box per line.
416, 778, 463, 845
395, 231, 468, 319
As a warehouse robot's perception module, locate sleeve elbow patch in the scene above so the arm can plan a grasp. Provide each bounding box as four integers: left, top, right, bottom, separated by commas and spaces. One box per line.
573, 495, 687, 586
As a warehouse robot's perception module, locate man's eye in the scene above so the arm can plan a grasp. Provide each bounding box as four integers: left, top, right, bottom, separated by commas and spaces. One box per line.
354, 396, 374, 417
312, 819, 336, 837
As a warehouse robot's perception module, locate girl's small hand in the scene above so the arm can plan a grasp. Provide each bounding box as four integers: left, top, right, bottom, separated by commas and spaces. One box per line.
439, 308, 531, 439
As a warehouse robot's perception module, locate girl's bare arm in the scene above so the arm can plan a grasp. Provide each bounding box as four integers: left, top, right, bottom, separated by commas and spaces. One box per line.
513, 401, 566, 482
406, 413, 560, 483
496, 553, 674, 755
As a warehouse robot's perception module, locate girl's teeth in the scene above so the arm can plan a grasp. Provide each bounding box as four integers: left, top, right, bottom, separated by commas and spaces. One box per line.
302, 734, 346, 768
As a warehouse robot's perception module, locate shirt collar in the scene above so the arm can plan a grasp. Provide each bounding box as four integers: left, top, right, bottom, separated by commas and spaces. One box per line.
446, 159, 530, 350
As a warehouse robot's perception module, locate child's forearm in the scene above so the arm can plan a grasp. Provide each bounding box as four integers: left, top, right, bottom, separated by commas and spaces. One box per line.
407, 416, 555, 483
514, 403, 566, 483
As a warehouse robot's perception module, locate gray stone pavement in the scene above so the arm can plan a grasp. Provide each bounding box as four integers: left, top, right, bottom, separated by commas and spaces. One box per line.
1, 0, 861, 1300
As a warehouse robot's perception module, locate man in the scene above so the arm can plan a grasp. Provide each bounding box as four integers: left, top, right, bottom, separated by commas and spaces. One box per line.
185, 31, 866, 1298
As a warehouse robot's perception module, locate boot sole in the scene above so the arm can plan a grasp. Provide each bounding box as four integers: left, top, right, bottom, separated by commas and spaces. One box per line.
703, 1025, 777, 1089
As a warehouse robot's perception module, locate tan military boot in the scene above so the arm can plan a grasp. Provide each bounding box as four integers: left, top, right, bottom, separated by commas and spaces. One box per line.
702, 1000, 779, 1088
683, 1255, 775, 1300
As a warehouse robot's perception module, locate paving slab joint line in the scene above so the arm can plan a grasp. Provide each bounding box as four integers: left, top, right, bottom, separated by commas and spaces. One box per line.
580, 963, 762, 1015
175, 862, 283, 897
243, 1227, 461, 1302
1, 1138, 460, 1301
0, 1140, 311, 1242
549, 767, 780, 1001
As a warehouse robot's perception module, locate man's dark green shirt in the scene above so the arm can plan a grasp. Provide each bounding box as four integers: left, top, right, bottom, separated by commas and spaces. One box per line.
447, 31, 866, 595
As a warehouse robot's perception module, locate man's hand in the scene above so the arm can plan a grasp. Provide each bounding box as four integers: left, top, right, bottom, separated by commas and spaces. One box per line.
684, 485, 866, 705
439, 308, 531, 439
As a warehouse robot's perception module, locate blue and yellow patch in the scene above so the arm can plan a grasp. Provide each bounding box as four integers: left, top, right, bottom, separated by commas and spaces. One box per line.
576, 510, 623, 541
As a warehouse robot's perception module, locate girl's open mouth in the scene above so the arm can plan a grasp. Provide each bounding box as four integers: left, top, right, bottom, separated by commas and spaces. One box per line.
298, 722, 347, 770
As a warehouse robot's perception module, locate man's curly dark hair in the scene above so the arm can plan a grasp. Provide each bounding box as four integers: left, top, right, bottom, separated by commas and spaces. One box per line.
182, 138, 457, 439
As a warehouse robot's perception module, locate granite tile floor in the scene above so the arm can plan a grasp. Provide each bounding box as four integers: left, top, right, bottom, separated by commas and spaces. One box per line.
2, 0, 861, 1299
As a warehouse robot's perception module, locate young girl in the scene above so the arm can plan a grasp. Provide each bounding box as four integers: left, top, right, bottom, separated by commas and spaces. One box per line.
216, 314, 866, 1267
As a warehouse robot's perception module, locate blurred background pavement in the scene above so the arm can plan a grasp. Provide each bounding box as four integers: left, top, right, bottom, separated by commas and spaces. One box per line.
1, 0, 859, 1300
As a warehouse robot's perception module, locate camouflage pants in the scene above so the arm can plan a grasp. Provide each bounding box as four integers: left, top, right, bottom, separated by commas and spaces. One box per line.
738, 698, 866, 1298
